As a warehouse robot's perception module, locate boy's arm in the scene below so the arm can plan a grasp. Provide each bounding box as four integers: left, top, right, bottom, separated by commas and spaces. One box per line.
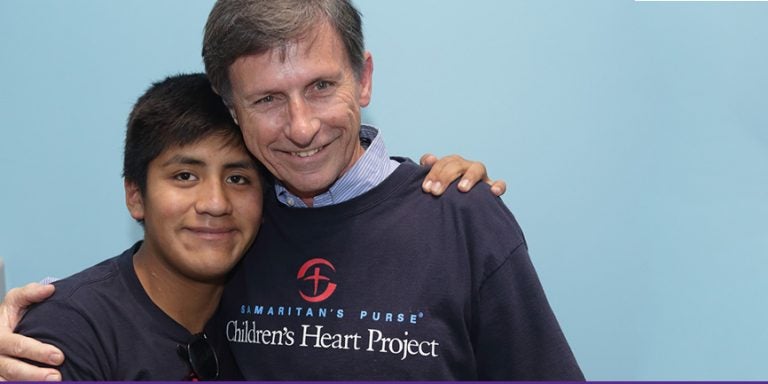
420, 153, 507, 197
0, 283, 63, 381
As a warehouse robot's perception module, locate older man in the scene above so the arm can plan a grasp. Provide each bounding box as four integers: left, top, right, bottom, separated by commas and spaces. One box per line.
0, 0, 582, 381
200, 0, 582, 380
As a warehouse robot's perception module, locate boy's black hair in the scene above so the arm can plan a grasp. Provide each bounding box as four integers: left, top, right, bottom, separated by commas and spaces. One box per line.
123, 73, 253, 194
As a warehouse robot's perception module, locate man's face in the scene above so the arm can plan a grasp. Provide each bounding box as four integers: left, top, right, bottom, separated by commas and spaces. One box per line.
227, 22, 373, 202
126, 135, 263, 282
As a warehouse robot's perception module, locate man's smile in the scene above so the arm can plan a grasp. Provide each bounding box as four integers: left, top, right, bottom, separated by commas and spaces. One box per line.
291, 143, 328, 158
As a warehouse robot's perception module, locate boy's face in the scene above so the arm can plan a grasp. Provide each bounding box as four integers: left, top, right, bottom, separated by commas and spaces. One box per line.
126, 134, 263, 282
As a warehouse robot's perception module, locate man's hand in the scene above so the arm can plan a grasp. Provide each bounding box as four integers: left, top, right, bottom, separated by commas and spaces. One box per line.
420, 153, 507, 197
0, 283, 63, 381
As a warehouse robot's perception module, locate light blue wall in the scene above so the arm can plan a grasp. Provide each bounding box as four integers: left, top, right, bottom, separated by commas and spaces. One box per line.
1, 0, 766, 380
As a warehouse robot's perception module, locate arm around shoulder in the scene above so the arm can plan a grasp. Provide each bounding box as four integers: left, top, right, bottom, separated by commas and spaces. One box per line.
15, 298, 108, 380
0, 283, 64, 381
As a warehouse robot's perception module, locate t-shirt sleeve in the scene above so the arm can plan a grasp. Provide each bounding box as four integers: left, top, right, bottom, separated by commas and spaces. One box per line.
15, 300, 111, 380
456, 190, 584, 380
473, 242, 585, 380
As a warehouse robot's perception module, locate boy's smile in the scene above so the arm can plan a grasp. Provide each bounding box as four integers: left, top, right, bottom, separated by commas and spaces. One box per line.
127, 135, 263, 283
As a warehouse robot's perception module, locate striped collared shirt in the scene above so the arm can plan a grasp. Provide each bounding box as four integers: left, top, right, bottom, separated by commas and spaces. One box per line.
275, 125, 400, 208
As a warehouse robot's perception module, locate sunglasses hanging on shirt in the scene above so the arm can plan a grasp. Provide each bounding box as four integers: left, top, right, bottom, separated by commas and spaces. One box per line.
178, 333, 219, 381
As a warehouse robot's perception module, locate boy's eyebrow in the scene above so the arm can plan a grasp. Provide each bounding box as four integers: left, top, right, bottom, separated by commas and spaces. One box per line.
223, 160, 256, 170
161, 155, 255, 170
161, 155, 204, 167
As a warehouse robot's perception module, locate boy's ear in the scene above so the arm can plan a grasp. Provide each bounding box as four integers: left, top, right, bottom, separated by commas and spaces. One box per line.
125, 179, 145, 221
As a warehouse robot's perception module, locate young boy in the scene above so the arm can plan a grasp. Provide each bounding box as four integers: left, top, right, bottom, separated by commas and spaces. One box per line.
15, 73, 260, 380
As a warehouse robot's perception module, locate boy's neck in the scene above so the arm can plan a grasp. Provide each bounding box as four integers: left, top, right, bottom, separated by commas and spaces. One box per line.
132, 245, 225, 334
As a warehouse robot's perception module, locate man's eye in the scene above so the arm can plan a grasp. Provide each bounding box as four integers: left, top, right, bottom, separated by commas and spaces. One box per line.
255, 95, 274, 104
315, 80, 332, 90
175, 172, 197, 181
227, 175, 249, 185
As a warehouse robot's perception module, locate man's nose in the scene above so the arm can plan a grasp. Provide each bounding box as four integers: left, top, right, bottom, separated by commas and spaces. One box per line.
285, 98, 321, 147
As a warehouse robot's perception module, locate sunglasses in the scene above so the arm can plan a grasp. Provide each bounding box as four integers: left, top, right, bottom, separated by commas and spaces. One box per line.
178, 333, 219, 380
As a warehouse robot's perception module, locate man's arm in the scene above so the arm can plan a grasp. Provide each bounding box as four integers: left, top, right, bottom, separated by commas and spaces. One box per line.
474, 244, 584, 380
419, 153, 507, 196
458, 190, 583, 380
0, 283, 63, 381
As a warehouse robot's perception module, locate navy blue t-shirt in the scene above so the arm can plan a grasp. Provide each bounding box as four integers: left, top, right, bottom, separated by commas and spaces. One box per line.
15, 242, 240, 380
215, 161, 584, 380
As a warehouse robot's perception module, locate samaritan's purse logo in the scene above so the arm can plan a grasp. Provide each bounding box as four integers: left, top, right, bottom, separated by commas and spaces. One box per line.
297, 258, 337, 303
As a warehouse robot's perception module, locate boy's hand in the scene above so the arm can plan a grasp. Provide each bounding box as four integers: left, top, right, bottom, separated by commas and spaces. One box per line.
420, 153, 507, 196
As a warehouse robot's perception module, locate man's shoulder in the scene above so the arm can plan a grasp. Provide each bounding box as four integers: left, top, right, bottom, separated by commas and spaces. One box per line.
399, 161, 503, 207
395, 163, 526, 246
387, 159, 513, 216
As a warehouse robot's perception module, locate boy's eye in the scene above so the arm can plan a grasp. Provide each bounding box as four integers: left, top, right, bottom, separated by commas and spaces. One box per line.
227, 175, 249, 185
175, 172, 197, 181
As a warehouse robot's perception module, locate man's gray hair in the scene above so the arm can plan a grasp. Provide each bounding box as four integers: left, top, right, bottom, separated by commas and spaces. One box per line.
202, 0, 365, 103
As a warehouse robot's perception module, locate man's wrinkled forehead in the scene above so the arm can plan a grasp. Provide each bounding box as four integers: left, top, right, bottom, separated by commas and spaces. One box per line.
252, 20, 335, 65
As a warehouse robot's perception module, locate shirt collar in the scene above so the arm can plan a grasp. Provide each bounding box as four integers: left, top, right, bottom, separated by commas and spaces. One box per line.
275, 125, 399, 208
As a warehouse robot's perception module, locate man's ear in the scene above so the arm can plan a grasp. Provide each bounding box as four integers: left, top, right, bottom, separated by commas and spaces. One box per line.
125, 179, 145, 221
211, 84, 240, 125
228, 106, 240, 126
358, 51, 374, 108
222, 97, 239, 126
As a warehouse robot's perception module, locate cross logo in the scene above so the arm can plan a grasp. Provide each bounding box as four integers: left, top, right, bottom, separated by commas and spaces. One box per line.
297, 258, 337, 303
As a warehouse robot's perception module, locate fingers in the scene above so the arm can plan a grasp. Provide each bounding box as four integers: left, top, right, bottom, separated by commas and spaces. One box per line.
0, 354, 62, 381
489, 179, 507, 197
0, 283, 55, 330
420, 154, 508, 196
459, 162, 507, 197
0, 282, 63, 381
0, 332, 64, 367
422, 154, 468, 195
452, 162, 508, 196
455, 162, 488, 193
419, 153, 438, 167
6, 283, 55, 309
